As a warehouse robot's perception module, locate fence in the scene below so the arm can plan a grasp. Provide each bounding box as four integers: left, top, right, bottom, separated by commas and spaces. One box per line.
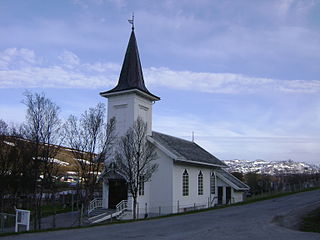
1, 182, 320, 234
246, 180, 320, 201
0, 191, 85, 233
132, 201, 210, 220
0, 213, 15, 233
123, 181, 320, 220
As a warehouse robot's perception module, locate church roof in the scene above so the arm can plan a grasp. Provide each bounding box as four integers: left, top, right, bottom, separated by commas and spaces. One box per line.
216, 169, 250, 190
100, 30, 160, 100
151, 131, 227, 167
98, 162, 127, 181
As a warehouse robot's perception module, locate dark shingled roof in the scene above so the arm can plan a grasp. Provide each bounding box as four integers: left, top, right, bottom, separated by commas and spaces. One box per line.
100, 30, 160, 100
216, 169, 250, 190
152, 131, 227, 167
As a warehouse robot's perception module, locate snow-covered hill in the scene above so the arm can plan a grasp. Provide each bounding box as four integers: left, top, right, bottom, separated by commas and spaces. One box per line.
223, 159, 320, 175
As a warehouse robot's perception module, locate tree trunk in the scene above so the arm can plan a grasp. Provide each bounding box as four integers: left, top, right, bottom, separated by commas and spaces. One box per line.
0, 192, 3, 212
37, 187, 44, 230
133, 197, 137, 220
33, 196, 38, 230
37, 198, 42, 230
52, 194, 56, 229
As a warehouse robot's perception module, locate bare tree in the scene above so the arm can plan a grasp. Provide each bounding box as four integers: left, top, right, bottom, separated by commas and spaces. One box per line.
22, 91, 62, 230
0, 119, 10, 211
0, 119, 8, 135
0, 120, 36, 212
63, 103, 116, 212
115, 117, 158, 219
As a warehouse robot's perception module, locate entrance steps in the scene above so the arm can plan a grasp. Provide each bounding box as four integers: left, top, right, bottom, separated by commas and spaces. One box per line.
88, 208, 117, 224
87, 208, 132, 224
88, 207, 112, 218
87, 208, 133, 224
87, 199, 131, 224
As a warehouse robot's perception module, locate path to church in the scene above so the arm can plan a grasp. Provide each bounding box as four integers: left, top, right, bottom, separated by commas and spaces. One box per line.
3, 190, 320, 240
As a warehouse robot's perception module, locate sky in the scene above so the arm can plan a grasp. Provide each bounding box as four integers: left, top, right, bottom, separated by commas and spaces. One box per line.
0, 0, 320, 165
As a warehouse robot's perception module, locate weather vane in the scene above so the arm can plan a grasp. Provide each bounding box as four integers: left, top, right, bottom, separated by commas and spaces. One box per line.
128, 12, 134, 30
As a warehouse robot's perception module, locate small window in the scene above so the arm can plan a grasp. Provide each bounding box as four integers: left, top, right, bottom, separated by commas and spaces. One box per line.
182, 169, 189, 196
198, 171, 203, 195
139, 176, 144, 196
210, 172, 216, 194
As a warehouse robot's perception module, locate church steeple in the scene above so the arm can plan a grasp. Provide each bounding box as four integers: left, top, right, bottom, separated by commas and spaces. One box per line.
100, 29, 160, 101
100, 26, 159, 137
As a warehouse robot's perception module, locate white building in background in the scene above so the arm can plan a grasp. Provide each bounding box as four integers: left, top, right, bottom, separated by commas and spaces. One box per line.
99, 27, 249, 217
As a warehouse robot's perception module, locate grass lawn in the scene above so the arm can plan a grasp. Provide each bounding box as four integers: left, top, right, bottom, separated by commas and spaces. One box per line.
300, 207, 320, 233
41, 204, 74, 218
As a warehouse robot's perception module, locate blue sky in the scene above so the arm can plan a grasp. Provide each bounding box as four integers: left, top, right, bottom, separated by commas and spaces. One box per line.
0, 0, 320, 164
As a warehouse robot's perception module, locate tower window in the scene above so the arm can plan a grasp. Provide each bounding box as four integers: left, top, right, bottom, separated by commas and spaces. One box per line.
198, 171, 203, 195
182, 169, 189, 196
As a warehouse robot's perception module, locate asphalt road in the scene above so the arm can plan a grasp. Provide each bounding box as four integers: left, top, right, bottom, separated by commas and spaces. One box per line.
2, 190, 320, 240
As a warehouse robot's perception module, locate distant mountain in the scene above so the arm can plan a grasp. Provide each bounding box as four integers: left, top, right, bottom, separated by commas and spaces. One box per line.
223, 159, 320, 175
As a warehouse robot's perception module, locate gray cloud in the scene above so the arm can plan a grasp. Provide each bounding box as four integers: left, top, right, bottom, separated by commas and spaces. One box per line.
1, 48, 320, 94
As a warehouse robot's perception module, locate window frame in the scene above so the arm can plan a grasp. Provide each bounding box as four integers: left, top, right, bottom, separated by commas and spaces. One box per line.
182, 169, 189, 196
210, 172, 216, 194
198, 171, 203, 195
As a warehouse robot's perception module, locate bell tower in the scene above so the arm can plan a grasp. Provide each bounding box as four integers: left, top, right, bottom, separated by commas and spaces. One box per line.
100, 28, 160, 137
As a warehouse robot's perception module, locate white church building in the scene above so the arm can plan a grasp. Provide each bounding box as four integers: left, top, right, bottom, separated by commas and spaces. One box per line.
97, 27, 249, 219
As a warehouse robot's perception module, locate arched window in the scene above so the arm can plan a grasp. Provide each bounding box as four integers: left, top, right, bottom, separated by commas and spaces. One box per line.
210, 172, 216, 194
182, 169, 189, 196
198, 171, 203, 195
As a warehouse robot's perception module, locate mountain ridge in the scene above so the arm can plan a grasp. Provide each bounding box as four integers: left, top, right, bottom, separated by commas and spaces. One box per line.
223, 159, 320, 175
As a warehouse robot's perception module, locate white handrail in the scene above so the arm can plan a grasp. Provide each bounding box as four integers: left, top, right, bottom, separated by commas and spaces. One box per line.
90, 200, 128, 224
116, 199, 128, 213
88, 198, 103, 214
210, 196, 218, 207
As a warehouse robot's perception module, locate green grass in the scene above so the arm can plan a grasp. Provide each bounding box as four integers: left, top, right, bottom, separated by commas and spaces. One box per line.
41, 204, 74, 218
300, 207, 320, 233
1, 187, 320, 237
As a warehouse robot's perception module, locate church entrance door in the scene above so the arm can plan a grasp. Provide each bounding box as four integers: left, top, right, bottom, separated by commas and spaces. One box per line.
108, 179, 128, 209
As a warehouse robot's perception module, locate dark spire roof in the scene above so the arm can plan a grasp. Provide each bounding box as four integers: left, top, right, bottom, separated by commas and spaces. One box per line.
100, 30, 160, 100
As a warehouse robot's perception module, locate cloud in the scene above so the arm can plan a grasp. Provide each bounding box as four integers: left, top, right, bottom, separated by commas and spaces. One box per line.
83, 62, 120, 73
153, 113, 316, 141
58, 50, 80, 68
0, 48, 118, 88
132, 2, 320, 80
1, 0, 319, 82
276, 0, 295, 18
0, 48, 320, 94
153, 113, 320, 163
0, 48, 38, 69
145, 67, 320, 94
274, 0, 316, 21
0, 66, 115, 89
